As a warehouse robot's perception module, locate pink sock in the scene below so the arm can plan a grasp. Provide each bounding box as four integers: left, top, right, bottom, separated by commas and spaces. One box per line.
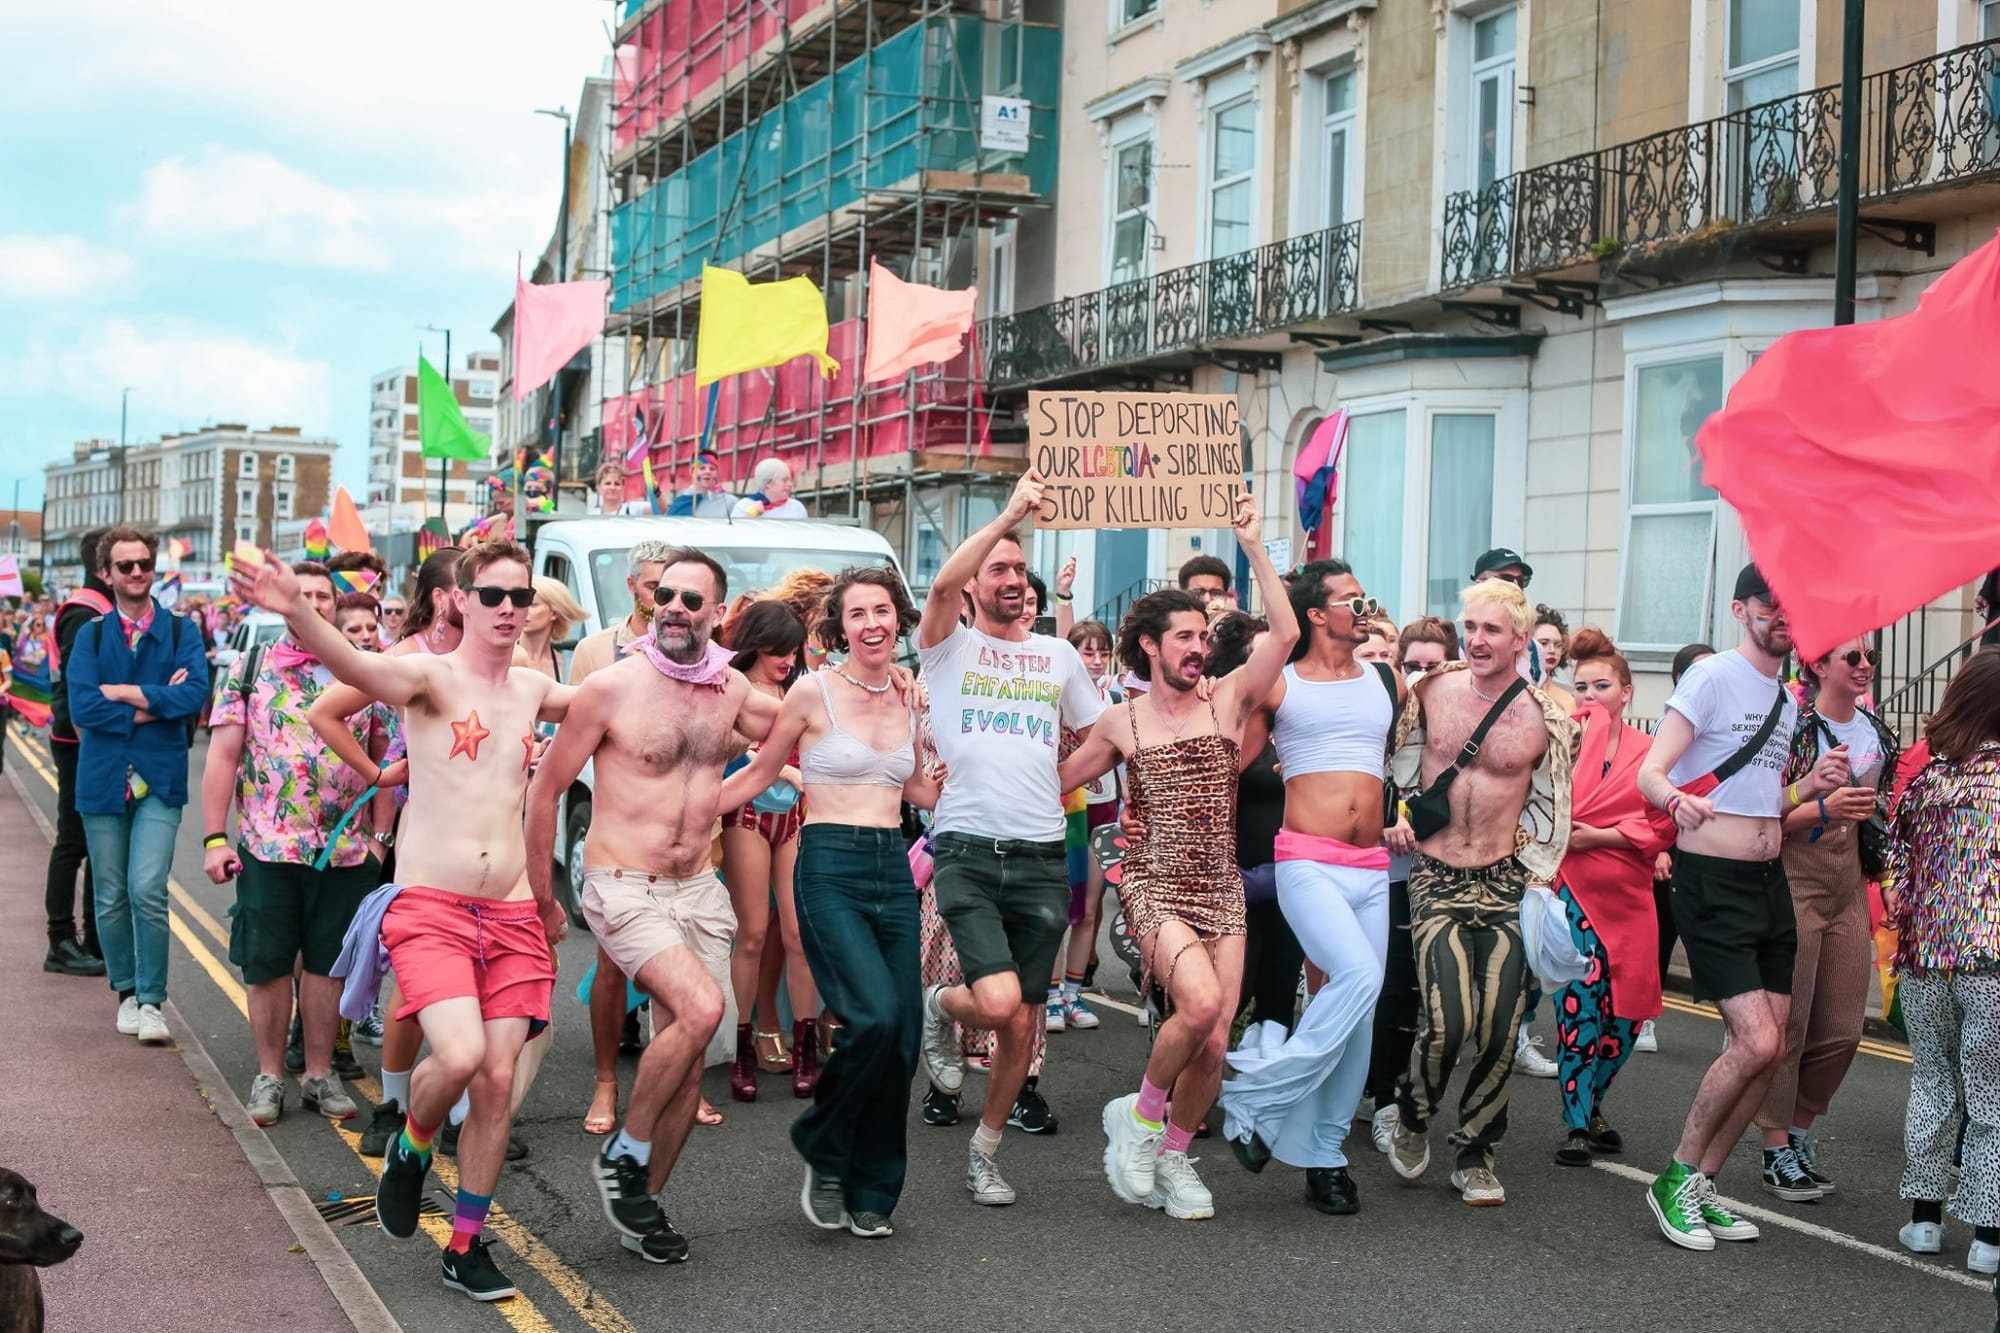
1134, 1077, 1169, 1126
1162, 1123, 1195, 1155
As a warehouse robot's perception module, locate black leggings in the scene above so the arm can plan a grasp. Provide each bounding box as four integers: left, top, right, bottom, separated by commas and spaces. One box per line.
1366, 878, 1420, 1104
45, 738, 97, 950
1655, 873, 1678, 991
1240, 871, 1305, 1030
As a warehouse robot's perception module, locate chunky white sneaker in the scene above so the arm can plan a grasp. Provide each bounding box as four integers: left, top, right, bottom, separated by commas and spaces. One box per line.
1898, 1220, 1944, 1254
1146, 1151, 1215, 1220
1634, 1019, 1658, 1053
1101, 1094, 1164, 1205
920, 986, 963, 1094
245, 1073, 286, 1128
1513, 1030, 1557, 1078
1969, 1239, 2000, 1275
136, 1004, 170, 1046
1370, 1102, 1399, 1155
115, 996, 141, 1036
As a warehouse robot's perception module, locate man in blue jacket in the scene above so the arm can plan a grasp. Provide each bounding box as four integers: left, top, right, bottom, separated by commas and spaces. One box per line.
64, 524, 210, 1046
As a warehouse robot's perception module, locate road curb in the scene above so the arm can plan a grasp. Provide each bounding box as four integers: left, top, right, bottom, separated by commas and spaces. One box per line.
6, 764, 403, 1333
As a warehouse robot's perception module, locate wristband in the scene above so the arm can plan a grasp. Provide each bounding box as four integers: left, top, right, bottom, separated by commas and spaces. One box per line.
1666, 793, 1682, 819
1787, 781, 1801, 807
203, 834, 228, 851
1055, 594, 1074, 604
1816, 796, 1828, 824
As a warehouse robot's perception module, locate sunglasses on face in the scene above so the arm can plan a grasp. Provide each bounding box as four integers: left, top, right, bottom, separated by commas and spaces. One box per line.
382, 607, 407, 617
1325, 595, 1381, 618
653, 586, 707, 612
1836, 648, 1880, 669
114, 559, 155, 575
469, 585, 534, 609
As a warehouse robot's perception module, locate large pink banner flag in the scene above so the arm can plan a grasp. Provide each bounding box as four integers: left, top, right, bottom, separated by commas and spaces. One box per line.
1696, 230, 2000, 660
514, 275, 609, 403
863, 260, 977, 383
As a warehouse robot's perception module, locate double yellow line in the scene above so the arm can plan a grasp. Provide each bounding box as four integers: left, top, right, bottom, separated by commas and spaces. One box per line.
7, 729, 635, 1333
1659, 994, 1912, 1065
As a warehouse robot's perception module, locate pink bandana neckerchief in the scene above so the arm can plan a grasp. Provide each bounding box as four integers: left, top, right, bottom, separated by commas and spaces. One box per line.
631, 635, 733, 691
266, 637, 319, 672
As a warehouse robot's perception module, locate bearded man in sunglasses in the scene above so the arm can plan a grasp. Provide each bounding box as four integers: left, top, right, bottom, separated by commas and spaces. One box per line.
527, 545, 781, 1265
233, 537, 576, 1302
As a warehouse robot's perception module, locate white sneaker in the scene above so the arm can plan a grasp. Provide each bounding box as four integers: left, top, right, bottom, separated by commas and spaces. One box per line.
1370, 1102, 1399, 1155
919, 986, 963, 1094
1898, 1220, 1944, 1254
1970, 1239, 2000, 1275
1450, 1164, 1507, 1207
115, 996, 140, 1036
1146, 1150, 1215, 1220
1514, 1030, 1558, 1078
965, 1148, 1015, 1206
1635, 1019, 1658, 1054
1062, 995, 1101, 1030
136, 1003, 170, 1046
1100, 1094, 1164, 1205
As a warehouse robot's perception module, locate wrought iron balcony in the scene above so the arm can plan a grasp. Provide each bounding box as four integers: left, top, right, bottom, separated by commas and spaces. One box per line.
1441, 37, 2000, 290
983, 221, 1361, 390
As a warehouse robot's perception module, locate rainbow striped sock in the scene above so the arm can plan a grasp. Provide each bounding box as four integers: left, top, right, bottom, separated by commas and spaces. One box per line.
400, 1113, 438, 1161
449, 1189, 491, 1254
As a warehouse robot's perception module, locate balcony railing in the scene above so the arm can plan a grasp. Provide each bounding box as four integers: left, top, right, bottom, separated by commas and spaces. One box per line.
1442, 37, 2000, 290
982, 221, 1361, 390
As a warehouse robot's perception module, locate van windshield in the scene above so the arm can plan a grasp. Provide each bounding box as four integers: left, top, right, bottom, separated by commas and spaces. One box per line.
587, 546, 892, 627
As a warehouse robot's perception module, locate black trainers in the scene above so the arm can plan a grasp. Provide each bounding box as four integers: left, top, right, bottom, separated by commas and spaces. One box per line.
1760, 1145, 1825, 1203
922, 1085, 961, 1127
1305, 1166, 1360, 1216
619, 1009, 644, 1055
1230, 1130, 1272, 1175
43, 939, 105, 977
332, 1023, 366, 1080
847, 1210, 894, 1238
1006, 1078, 1058, 1135
801, 1165, 847, 1231
284, 1012, 306, 1075
440, 1237, 517, 1301
593, 1143, 667, 1239
376, 1136, 429, 1240
620, 1216, 689, 1264
359, 1101, 406, 1159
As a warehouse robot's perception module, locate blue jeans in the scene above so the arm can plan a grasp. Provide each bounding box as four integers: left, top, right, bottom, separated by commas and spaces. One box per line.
83, 795, 181, 1005
790, 824, 921, 1217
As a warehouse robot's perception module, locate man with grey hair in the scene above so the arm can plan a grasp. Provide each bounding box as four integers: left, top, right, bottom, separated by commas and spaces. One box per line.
732, 458, 807, 519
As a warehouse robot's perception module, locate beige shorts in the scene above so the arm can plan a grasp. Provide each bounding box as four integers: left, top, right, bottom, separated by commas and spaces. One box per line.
580, 866, 736, 985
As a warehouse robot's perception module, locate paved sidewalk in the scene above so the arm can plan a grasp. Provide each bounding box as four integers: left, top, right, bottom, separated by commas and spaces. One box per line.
0, 780, 371, 1333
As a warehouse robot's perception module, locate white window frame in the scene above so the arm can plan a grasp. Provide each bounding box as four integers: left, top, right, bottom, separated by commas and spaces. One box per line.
1468, 5, 1518, 193
1104, 116, 1156, 285
238, 452, 258, 479
1318, 65, 1360, 231
1333, 387, 1528, 619
988, 221, 1016, 318
1724, 0, 1801, 111
275, 454, 294, 480
1200, 71, 1260, 262
236, 521, 256, 545
1110, 0, 1158, 34
274, 485, 293, 515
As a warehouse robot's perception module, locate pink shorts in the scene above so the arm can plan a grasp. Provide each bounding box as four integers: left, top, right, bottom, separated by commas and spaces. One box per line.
381, 887, 555, 1034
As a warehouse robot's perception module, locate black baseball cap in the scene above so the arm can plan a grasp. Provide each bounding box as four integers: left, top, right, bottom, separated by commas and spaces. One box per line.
1732, 563, 1772, 603
1473, 548, 1534, 581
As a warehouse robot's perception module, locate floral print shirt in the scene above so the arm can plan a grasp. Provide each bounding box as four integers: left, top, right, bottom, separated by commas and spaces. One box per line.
210, 641, 393, 868
1888, 742, 2000, 976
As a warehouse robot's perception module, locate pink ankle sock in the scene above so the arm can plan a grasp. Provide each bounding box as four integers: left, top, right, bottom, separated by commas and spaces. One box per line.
1134, 1077, 1169, 1126
1162, 1123, 1195, 1155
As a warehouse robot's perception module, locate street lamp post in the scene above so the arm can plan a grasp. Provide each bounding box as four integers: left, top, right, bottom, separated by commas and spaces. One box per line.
117, 386, 134, 523
535, 105, 574, 508
1832, 0, 1865, 326
419, 324, 453, 523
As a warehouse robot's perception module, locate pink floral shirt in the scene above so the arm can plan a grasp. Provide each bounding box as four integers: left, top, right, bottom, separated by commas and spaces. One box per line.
210, 642, 393, 868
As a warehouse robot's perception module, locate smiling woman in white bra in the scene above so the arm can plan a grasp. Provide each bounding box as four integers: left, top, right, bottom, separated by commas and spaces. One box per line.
713, 566, 938, 1241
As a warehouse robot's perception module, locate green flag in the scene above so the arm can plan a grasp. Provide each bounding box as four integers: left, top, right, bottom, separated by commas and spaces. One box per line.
418, 355, 491, 461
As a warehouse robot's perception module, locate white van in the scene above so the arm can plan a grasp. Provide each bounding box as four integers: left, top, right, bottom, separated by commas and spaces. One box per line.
530, 516, 903, 923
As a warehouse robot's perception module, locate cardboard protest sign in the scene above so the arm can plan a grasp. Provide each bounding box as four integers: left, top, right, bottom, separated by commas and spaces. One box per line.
1027, 391, 1244, 530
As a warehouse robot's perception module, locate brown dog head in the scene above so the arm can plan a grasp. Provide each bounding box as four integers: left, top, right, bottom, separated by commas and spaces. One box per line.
0, 1169, 82, 1267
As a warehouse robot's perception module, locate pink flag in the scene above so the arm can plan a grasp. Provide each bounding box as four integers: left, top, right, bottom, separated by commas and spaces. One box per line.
1697, 230, 2000, 660
1291, 409, 1348, 538
514, 274, 609, 403
0, 556, 20, 599
863, 261, 978, 383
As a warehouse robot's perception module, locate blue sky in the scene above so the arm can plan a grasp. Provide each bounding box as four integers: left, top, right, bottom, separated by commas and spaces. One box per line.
0, 1, 610, 510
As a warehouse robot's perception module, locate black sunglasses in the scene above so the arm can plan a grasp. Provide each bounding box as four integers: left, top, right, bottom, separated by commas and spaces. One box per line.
380, 606, 407, 616
654, 586, 707, 612
114, 559, 156, 575
1486, 571, 1529, 588
1837, 648, 1880, 669
469, 585, 534, 609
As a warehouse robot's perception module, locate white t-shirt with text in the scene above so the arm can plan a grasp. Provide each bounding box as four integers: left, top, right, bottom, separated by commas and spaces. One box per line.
917, 624, 1106, 842
1817, 708, 1885, 790
1664, 649, 1797, 818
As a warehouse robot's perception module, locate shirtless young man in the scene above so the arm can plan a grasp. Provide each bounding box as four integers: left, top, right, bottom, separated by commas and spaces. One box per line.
1384, 576, 1577, 1207
236, 540, 570, 1303
1205, 557, 1406, 1217
1635, 564, 1849, 1252
1057, 495, 1297, 1220
526, 546, 779, 1264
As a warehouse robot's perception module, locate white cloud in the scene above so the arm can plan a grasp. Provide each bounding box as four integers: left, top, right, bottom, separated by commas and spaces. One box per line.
0, 234, 137, 304
131, 147, 389, 271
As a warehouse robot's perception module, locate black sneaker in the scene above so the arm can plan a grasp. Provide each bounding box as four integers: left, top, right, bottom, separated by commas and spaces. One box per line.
1305, 1166, 1360, 1216
43, 939, 105, 977
593, 1143, 667, 1238
359, 1101, 406, 1159
1006, 1078, 1058, 1135
801, 1165, 847, 1231
440, 1237, 517, 1301
619, 1009, 644, 1055
620, 1216, 689, 1264
332, 1024, 366, 1080
1230, 1130, 1272, 1175
922, 1085, 961, 1127
1760, 1145, 1825, 1202
376, 1136, 429, 1240
284, 1013, 306, 1075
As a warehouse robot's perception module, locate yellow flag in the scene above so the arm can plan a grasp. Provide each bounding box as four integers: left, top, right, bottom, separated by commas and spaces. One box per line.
695, 265, 840, 387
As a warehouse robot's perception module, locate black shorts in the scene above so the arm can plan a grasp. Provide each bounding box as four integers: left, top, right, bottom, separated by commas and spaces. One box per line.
931, 833, 1069, 996
228, 851, 380, 986
1668, 850, 1796, 1003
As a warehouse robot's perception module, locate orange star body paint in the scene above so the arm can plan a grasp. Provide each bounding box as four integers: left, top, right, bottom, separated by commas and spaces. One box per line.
447, 710, 491, 761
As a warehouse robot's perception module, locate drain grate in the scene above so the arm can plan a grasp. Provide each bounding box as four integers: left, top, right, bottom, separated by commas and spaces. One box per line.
316, 1192, 448, 1229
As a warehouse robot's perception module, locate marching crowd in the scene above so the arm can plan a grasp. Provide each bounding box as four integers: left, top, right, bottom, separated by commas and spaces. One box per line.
25, 475, 2000, 1309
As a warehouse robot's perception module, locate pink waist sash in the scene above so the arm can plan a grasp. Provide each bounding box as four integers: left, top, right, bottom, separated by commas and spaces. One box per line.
1274, 828, 1391, 870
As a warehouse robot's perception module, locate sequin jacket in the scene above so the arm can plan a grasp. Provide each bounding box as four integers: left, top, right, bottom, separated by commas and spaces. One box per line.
1887, 743, 2000, 976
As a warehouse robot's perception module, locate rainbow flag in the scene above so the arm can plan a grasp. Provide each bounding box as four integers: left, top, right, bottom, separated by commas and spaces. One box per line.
1063, 784, 1089, 891
4, 633, 53, 728
303, 517, 330, 560
416, 517, 451, 561
331, 568, 380, 596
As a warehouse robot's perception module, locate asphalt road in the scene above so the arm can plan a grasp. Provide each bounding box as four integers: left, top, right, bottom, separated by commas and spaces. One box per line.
11, 725, 1995, 1333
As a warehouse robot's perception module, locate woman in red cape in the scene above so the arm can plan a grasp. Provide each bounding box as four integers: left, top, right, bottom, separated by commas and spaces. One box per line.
1550, 629, 1677, 1166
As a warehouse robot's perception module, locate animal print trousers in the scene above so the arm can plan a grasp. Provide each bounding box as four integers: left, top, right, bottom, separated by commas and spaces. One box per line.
1898, 970, 2000, 1227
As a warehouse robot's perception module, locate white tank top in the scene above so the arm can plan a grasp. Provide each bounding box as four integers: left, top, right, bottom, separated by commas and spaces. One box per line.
1270, 663, 1394, 778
